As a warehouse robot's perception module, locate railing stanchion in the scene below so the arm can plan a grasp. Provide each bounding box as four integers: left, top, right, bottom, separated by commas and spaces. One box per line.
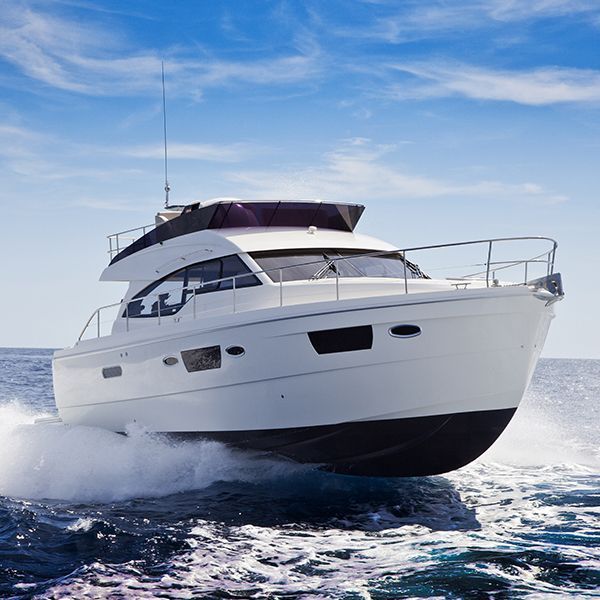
97, 310, 101, 338
279, 269, 283, 307
193, 288, 197, 318
336, 268, 340, 300
404, 252, 408, 294
157, 302, 161, 325
126, 303, 129, 332
232, 277, 237, 313
485, 241, 493, 287
524, 261, 528, 284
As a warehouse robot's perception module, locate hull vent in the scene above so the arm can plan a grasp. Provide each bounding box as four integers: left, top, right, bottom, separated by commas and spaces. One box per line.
308, 325, 373, 355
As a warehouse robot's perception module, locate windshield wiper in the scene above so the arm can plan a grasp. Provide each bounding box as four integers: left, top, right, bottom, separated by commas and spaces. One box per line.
310, 258, 337, 280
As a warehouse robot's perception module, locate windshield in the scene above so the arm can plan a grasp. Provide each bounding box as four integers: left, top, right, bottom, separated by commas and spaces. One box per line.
250, 249, 428, 282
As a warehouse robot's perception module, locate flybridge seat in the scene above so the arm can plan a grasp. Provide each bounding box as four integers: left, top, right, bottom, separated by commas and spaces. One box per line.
109, 200, 365, 265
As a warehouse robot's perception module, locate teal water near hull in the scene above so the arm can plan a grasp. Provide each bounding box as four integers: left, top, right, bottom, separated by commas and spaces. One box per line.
0, 348, 598, 598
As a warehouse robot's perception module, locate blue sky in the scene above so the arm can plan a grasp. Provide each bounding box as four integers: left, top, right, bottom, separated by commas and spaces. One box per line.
0, 0, 598, 357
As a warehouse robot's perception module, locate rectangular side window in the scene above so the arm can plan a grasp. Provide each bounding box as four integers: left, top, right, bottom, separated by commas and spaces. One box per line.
181, 346, 222, 372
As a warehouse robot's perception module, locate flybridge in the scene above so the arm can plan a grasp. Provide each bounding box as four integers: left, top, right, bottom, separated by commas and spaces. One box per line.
107, 200, 365, 265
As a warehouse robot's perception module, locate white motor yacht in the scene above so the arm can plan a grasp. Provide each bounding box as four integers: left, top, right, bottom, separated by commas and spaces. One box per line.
52, 199, 564, 476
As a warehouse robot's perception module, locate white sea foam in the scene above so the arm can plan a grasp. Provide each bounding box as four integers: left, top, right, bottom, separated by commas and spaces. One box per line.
0, 402, 305, 503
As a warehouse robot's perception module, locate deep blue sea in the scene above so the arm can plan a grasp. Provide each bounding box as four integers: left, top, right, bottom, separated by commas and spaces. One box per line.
0, 348, 598, 599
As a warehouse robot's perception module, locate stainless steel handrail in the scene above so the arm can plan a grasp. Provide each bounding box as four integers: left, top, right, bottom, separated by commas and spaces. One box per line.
79, 236, 558, 341
107, 223, 155, 258
461, 249, 553, 279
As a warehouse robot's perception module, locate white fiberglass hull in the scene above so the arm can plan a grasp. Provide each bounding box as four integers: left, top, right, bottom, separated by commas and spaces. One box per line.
52, 285, 555, 476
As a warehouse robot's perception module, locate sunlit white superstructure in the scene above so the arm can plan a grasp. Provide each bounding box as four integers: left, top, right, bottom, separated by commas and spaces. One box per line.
52, 199, 563, 476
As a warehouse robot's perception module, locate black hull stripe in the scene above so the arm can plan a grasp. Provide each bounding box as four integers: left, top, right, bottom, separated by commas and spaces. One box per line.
168, 407, 517, 477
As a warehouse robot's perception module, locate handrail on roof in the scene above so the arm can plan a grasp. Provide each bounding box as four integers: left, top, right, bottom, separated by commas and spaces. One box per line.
108, 223, 155, 259
78, 236, 560, 342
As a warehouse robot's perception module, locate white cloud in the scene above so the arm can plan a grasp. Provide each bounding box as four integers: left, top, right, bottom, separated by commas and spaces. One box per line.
0, 5, 321, 96
70, 197, 156, 212
0, 120, 258, 185
347, 0, 600, 42
487, 0, 599, 21
119, 142, 259, 163
0, 123, 48, 159
385, 62, 600, 105
227, 138, 567, 204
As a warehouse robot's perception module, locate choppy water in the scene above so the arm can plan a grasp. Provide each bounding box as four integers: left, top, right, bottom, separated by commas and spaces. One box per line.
0, 348, 598, 599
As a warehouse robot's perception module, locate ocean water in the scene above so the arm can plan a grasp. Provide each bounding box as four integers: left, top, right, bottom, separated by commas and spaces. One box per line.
0, 348, 598, 599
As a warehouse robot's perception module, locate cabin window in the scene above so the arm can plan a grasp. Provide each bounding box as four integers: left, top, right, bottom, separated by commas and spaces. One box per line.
308, 325, 373, 354
250, 249, 427, 282
102, 366, 122, 378
124, 255, 260, 318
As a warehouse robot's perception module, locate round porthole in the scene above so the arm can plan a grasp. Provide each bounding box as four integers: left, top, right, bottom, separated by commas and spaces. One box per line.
226, 345, 245, 357
163, 356, 179, 366
389, 324, 421, 338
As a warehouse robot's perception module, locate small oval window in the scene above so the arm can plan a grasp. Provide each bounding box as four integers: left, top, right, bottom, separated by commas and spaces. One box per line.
389, 324, 421, 338
163, 356, 179, 366
226, 345, 245, 357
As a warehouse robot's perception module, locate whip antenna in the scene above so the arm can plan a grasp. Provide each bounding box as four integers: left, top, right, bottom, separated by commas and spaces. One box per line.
161, 61, 170, 208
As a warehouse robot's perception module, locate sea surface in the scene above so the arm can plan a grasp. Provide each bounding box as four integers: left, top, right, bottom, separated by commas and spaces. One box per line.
0, 348, 598, 599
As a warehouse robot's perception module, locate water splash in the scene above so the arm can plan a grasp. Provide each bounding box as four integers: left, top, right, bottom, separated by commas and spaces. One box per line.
483, 362, 600, 469
0, 402, 305, 503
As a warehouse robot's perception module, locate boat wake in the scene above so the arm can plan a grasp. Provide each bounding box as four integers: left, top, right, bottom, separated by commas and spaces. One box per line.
0, 402, 308, 503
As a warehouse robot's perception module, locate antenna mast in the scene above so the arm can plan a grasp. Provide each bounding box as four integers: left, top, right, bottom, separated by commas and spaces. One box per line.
161, 61, 170, 208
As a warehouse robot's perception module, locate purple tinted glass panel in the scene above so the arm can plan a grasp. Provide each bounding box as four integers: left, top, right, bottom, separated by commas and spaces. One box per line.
268, 203, 320, 227
207, 202, 364, 231
310, 204, 349, 230
208, 203, 231, 228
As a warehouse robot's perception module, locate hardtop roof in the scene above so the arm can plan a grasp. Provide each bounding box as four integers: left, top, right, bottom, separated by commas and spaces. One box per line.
109, 200, 365, 266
